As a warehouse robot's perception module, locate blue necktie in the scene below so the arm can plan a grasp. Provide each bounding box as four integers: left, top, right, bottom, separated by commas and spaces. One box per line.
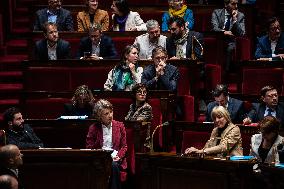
224, 15, 231, 31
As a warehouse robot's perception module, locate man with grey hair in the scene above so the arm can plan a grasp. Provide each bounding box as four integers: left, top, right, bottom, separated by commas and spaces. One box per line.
133, 19, 167, 59
77, 23, 117, 60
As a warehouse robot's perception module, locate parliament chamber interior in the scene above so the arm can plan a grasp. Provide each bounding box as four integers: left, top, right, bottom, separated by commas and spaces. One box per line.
0, 0, 284, 189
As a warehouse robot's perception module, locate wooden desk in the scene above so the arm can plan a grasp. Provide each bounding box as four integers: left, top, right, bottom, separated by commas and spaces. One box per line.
135, 152, 255, 189
20, 149, 112, 189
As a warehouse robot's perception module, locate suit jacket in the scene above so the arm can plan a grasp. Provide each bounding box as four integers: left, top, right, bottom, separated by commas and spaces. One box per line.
250, 134, 283, 164
86, 120, 127, 170
76, 35, 117, 59
211, 8, 246, 37
204, 123, 243, 156
248, 102, 284, 127
112, 11, 146, 31
141, 64, 179, 92
77, 9, 109, 32
6, 124, 44, 149
33, 8, 74, 31
166, 31, 204, 60
206, 97, 245, 123
34, 39, 71, 60
255, 33, 284, 59
125, 102, 153, 122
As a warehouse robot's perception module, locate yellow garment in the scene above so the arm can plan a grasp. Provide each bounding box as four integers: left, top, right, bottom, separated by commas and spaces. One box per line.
169, 5, 187, 18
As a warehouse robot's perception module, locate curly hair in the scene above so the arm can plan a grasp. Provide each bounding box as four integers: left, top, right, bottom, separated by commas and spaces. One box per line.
71, 85, 95, 107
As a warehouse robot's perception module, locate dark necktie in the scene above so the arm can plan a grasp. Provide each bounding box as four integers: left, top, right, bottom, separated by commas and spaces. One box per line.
267, 108, 273, 116
224, 15, 231, 31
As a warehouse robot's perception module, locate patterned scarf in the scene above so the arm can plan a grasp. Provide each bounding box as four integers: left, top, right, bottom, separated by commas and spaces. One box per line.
169, 5, 187, 18
174, 29, 189, 58
112, 64, 134, 91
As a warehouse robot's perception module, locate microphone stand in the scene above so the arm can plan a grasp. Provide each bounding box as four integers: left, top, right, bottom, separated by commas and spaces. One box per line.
150, 122, 168, 153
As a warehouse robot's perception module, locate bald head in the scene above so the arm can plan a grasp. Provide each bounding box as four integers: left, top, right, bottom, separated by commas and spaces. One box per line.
0, 145, 23, 169
0, 175, 18, 189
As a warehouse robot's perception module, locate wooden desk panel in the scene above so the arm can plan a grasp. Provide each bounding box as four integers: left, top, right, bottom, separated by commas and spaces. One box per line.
135, 152, 255, 189
20, 149, 112, 189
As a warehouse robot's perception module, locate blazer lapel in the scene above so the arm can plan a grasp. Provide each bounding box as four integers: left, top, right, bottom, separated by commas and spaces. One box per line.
220, 9, 226, 28
112, 121, 118, 148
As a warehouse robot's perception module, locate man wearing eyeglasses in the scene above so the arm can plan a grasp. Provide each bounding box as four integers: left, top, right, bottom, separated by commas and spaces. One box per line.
141, 46, 179, 92
34, 0, 74, 31
243, 86, 284, 127
255, 17, 284, 61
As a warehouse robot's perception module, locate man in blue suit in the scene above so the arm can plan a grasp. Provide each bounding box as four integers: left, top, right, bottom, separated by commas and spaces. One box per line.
142, 46, 179, 92
76, 23, 117, 60
33, 0, 74, 31
243, 86, 284, 127
206, 84, 245, 123
255, 17, 284, 60
34, 22, 71, 60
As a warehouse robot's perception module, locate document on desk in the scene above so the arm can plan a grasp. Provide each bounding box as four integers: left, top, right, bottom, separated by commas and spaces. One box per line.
39, 147, 72, 150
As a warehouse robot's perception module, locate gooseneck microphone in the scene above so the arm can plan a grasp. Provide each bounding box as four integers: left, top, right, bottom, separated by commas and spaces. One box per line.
150, 122, 169, 153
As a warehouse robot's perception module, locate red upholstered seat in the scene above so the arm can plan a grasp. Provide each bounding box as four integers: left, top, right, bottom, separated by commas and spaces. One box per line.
71, 67, 112, 90
112, 37, 135, 56
108, 98, 132, 122
236, 37, 251, 61
242, 68, 283, 95
181, 131, 210, 153
177, 66, 191, 96
241, 133, 252, 156
181, 95, 195, 122
24, 98, 70, 119
204, 37, 220, 65
25, 67, 71, 91
204, 64, 221, 93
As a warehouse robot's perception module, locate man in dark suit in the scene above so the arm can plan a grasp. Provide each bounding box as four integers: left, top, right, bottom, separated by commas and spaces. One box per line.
33, 0, 74, 31
255, 17, 284, 60
0, 145, 23, 189
76, 23, 117, 60
166, 16, 203, 60
34, 22, 71, 60
3, 107, 43, 149
243, 86, 284, 127
142, 46, 180, 92
211, 0, 245, 71
206, 84, 245, 123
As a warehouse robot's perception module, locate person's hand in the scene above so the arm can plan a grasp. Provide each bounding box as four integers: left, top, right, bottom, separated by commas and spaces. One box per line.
232, 10, 238, 22
129, 27, 137, 31
184, 147, 199, 155
257, 57, 272, 61
276, 54, 284, 60
223, 31, 234, 36
169, 56, 179, 60
113, 156, 120, 162
129, 62, 136, 73
155, 62, 165, 77
84, 54, 100, 60
243, 117, 252, 125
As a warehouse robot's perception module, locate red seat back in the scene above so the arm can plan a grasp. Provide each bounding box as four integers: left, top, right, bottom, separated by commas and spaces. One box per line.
181, 131, 210, 153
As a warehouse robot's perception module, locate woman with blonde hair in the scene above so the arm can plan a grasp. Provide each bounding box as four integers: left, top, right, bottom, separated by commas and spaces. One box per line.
185, 106, 243, 157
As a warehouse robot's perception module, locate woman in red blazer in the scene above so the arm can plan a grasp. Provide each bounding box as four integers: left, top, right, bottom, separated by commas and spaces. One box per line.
86, 99, 127, 189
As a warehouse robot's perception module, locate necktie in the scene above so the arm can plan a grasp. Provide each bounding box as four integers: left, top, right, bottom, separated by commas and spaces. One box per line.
267, 108, 273, 116
224, 15, 231, 31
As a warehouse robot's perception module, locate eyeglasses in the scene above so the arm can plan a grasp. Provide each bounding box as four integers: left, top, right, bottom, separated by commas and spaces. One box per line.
137, 90, 147, 95
154, 56, 167, 61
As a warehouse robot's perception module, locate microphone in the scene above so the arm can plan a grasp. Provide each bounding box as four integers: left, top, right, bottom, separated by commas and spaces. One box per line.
150, 122, 169, 153
0, 130, 6, 145
192, 35, 204, 57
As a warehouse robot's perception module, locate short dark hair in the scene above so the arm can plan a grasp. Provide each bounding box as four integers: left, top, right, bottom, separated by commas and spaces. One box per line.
259, 116, 280, 134
266, 17, 280, 31
152, 46, 167, 58
113, 0, 130, 16
260, 85, 277, 97
212, 84, 228, 97
168, 16, 185, 28
3, 107, 20, 126
42, 22, 57, 34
